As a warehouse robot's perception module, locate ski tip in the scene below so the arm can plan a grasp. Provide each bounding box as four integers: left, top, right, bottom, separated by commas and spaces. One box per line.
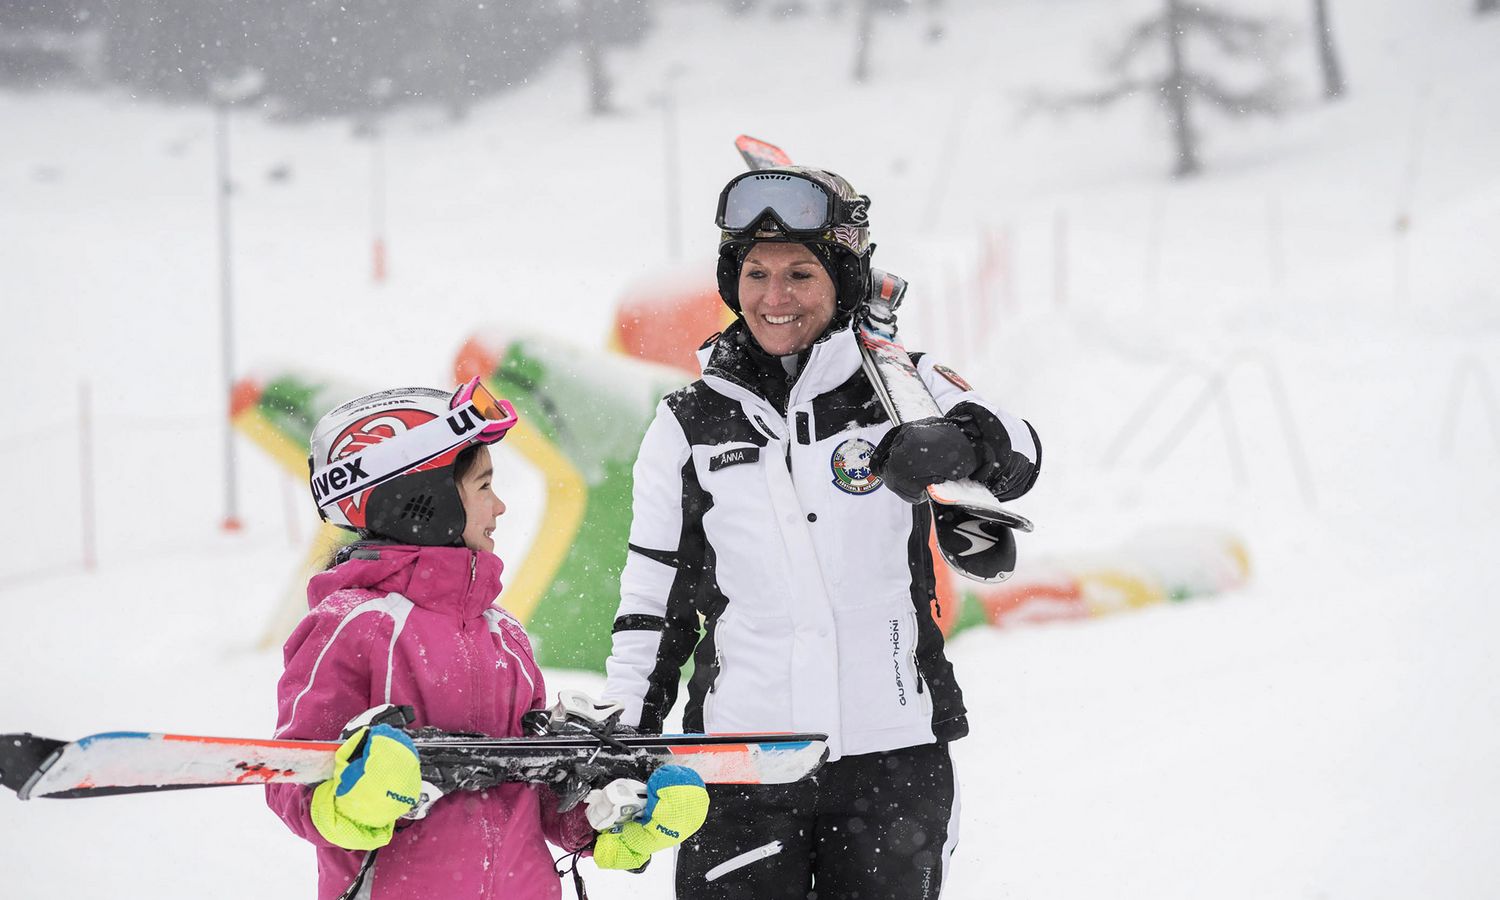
734, 134, 793, 170
927, 492, 1035, 534
0, 733, 67, 797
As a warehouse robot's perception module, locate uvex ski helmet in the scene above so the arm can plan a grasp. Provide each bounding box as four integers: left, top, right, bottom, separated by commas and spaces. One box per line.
307, 378, 517, 546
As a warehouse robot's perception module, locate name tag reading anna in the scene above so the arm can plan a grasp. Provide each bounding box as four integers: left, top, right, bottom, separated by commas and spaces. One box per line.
709, 447, 761, 471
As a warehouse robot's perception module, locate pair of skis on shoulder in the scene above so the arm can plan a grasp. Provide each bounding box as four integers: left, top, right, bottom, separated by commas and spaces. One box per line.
736, 134, 1032, 583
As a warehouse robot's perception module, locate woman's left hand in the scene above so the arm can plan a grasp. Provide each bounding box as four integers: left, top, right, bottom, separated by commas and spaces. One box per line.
591, 766, 709, 871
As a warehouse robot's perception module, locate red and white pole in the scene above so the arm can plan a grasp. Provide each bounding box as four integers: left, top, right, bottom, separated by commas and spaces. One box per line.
372, 124, 388, 283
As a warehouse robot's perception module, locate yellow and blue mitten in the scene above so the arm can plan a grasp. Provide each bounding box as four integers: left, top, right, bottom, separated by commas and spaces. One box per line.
310, 724, 422, 851
593, 765, 709, 871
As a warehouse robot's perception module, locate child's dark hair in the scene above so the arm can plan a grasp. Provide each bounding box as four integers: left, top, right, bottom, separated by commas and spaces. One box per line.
452, 444, 485, 483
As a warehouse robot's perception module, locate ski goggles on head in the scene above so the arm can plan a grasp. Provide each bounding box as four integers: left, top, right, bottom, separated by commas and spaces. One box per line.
451, 376, 518, 445
716, 171, 869, 235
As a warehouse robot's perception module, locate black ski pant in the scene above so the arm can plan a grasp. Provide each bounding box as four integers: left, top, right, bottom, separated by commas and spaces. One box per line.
673, 742, 958, 900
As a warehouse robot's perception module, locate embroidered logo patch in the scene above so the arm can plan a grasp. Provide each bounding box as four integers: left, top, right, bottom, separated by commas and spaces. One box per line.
830, 437, 882, 495
933, 365, 973, 392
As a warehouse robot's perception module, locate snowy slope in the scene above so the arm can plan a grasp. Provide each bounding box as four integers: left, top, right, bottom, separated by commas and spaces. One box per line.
3, 0, 1499, 897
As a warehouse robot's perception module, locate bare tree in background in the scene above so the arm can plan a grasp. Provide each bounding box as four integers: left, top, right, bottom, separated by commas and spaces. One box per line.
926, 0, 946, 42
1480, 0, 1499, 15
853, 0, 876, 83
7, 0, 596, 117
578, 1, 614, 116
852, 0, 920, 82
1032, 0, 1291, 178
1161, 0, 1196, 175
1311, 0, 1345, 99
570, 0, 654, 116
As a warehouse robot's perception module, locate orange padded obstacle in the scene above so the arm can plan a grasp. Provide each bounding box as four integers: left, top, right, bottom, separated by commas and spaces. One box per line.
610, 266, 733, 373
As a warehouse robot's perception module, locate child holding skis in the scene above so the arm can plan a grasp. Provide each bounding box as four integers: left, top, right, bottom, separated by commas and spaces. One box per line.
267, 379, 708, 899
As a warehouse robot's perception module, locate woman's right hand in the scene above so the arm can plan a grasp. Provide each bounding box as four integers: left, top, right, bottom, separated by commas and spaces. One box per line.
310, 724, 423, 850
871, 415, 982, 503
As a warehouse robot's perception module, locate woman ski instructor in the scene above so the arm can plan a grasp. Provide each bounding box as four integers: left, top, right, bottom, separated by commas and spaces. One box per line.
600, 163, 1042, 898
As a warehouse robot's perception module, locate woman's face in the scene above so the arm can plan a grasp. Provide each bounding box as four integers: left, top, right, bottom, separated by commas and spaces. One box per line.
737, 242, 837, 356
456, 446, 506, 553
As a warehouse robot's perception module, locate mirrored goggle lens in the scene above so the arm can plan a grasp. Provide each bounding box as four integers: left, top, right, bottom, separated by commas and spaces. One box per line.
720, 173, 833, 232
452, 377, 519, 444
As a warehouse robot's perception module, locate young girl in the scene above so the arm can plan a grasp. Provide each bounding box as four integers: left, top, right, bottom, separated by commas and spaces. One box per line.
267, 379, 707, 900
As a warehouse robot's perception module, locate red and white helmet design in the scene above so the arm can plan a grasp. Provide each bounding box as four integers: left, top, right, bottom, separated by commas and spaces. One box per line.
307, 381, 517, 542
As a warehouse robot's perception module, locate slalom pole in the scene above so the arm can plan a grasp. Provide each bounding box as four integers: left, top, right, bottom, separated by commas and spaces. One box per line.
372, 122, 387, 283
215, 100, 242, 533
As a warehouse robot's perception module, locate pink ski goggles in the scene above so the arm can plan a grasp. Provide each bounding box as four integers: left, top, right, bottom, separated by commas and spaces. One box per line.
451, 376, 519, 445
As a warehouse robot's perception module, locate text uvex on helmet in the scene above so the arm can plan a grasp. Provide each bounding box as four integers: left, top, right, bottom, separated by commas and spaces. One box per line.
307, 377, 518, 546
715, 166, 874, 314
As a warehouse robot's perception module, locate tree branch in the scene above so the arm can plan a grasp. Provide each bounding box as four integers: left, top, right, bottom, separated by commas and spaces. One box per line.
1104, 16, 1167, 73
1186, 72, 1288, 117
1017, 78, 1153, 122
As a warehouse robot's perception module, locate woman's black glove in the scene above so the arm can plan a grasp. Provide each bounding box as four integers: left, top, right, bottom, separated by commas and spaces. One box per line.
871, 416, 981, 504
872, 401, 1040, 504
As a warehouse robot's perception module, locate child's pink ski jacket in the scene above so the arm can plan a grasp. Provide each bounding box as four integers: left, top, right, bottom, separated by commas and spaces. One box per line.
267, 543, 595, 900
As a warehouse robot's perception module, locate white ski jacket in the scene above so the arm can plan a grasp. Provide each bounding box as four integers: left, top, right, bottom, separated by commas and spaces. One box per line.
601, 320, 1039, 760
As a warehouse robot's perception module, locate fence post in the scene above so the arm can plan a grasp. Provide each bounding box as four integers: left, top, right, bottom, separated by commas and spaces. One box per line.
1054, 209, 1068, 310
946, 265, 966, 371
1393, 87, 1429, 311
1266, 193, 1286, 304
1000, 223, 1015, 315
283, 476, 304, 549
1443, 357, 1500, 455
79, 381, 97, 571
1144, 193, 1164, 310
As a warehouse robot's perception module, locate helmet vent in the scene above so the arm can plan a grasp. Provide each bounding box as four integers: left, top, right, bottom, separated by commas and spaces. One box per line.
399, 494, 437, 523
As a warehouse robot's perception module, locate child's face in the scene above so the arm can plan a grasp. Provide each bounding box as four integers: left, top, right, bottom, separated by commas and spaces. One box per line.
456, 446, 506, 553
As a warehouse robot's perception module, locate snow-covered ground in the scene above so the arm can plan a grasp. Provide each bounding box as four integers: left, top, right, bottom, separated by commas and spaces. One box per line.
3, 0, 1498, 897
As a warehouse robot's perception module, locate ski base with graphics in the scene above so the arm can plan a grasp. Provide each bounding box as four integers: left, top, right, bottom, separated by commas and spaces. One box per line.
0, 728, 829, 802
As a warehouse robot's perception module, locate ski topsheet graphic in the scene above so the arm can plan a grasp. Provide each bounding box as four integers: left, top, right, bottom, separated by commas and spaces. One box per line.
0, 728, 829, 802
734, 133, 793, 169
732, 134, 1033, 582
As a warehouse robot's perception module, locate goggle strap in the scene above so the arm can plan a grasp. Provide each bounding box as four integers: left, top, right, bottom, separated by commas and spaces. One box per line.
309, 399, 493, 508
839, 195, 871, 226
